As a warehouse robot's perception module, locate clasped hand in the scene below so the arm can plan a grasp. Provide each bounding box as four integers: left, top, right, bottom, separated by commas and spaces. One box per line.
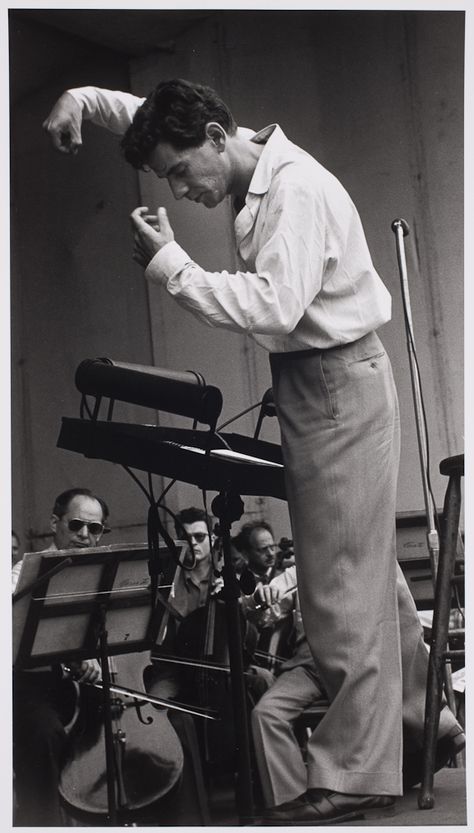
130, 206, 175, 268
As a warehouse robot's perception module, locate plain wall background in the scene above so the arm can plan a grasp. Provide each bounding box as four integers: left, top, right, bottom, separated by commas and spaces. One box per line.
10, 9, 464, 551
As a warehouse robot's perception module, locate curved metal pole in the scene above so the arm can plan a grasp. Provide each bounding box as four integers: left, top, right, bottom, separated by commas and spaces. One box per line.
391, 219, 440, 576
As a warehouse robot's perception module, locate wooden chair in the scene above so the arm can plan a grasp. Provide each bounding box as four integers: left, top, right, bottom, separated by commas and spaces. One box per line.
418, 454, 465, 809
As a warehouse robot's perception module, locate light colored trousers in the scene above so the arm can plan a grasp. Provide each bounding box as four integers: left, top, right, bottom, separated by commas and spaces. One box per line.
268, 331, 454, 799
252, 573, 458, 807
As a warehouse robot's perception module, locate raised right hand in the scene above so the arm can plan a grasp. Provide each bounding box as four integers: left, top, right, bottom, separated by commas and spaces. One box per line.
42, 91, 83, 154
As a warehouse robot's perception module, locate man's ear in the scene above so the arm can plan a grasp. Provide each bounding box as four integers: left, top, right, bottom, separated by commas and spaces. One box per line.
50, 514, 59, 535
205, 122, 226, 151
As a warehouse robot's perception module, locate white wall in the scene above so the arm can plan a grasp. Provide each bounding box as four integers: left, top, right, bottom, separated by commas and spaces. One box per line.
10, 17, 160, 550
11, 10, 464, 551
128, 10, 464, 538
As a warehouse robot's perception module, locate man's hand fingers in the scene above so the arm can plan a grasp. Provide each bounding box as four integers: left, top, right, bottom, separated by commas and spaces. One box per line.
132, 249, 148, 268
130, 206, 149, 227
131, 205, 174, 264
157, 207, 172, 235
43, 92, 83, 155
77, 660, 102, 683
42, 122, 81, 154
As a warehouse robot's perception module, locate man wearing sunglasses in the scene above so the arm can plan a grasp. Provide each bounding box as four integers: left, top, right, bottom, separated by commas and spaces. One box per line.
13, 487, 109, 826
147, 506, 218, 702
50, 489, 108, 549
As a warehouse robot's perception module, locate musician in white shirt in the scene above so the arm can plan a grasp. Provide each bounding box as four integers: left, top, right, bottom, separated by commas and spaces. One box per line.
43, 81, 463, 824
232, 520, 281, 585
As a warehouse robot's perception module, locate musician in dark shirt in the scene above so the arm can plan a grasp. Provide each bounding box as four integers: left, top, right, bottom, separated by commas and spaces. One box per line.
146, 506, 220, 702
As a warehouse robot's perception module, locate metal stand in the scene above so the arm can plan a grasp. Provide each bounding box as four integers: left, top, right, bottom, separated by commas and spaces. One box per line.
418, 455, 464, 809
391, 220, 461, 810
211, 490, 254, 824
96, 606, 121, 825
391, 219, 440, 575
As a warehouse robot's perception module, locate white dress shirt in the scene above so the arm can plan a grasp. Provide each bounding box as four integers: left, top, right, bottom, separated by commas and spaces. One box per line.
70, 87, 391, 351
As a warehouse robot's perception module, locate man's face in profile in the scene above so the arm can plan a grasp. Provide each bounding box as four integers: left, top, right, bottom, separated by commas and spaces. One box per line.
148, 135, 229, 208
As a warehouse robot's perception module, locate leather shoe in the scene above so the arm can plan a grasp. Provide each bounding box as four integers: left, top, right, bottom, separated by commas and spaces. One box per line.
262, 795, 312, 825
403, 729, 466, 789
262, 791, 396, 825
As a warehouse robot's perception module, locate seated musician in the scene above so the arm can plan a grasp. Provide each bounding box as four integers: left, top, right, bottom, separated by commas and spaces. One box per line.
244, 564, 329, 822
146, 506, 221, 701
12, 529, 21, 566
12, 488, 108, 826
232, 520, 284, 585
11, 530, 22, 592
245, 565, 466, 824
147, 508, 274, 787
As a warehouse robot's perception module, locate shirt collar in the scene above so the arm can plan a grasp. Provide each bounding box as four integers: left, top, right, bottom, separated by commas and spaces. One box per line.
183, 565, 210, 590
233, 124, 290, 245
247, 124, 288, 197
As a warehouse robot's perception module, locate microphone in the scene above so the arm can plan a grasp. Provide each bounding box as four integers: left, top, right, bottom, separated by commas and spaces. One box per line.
254, 387, 277, 439
391, 218, 410, 237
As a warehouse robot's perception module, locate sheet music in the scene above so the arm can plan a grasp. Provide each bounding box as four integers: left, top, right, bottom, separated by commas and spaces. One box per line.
178, 444, 283, 468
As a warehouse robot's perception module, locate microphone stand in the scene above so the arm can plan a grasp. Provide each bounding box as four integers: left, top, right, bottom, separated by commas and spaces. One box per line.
211, 489, 254, 824
391, 219, 440, 578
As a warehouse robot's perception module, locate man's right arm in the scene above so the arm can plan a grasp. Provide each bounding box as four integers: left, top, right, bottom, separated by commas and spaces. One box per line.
42, 86, 145, 154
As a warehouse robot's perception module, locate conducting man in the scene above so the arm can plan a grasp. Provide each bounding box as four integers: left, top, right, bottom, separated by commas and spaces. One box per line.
43, 81, 463, 824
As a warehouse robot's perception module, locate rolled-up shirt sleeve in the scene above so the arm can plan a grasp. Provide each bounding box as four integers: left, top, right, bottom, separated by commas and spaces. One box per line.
67, 86, 145, 135
145, 176, 326, 336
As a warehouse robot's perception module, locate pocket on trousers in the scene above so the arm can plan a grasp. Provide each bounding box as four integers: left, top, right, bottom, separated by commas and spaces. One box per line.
346, 350, 385, 366
319, 354, 339, 420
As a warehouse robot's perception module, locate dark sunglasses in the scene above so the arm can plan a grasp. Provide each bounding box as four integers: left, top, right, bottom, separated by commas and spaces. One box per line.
67, 519, 104, 536
188, 532, 208, 544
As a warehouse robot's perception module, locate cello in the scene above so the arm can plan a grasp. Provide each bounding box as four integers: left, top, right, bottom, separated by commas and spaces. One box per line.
171, 550, 265, 780
58, 650, 185, 824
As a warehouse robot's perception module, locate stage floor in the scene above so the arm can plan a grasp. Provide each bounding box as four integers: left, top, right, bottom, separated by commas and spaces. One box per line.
210, 766, 468, 827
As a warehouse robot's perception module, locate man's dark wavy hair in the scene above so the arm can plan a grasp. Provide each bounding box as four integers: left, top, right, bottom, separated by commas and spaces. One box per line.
233, 520, 274, 554
174, 506, 212, 538
121, 78, 238, 170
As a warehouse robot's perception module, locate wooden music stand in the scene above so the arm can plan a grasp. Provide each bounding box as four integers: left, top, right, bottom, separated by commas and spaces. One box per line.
12, 542, 200, 825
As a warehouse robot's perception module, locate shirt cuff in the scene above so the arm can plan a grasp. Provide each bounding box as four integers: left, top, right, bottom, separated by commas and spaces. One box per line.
145, 241, 193, 287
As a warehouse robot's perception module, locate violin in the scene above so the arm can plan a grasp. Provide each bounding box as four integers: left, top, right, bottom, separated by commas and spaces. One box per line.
59, 651, 184, 821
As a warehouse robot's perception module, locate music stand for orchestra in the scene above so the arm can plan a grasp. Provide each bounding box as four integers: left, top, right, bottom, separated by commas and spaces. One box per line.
56, 358, 287, 824
12, 541, 216, 826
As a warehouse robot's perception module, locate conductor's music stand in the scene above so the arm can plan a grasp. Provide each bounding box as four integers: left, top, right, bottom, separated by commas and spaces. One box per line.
13, 542, 216, 825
